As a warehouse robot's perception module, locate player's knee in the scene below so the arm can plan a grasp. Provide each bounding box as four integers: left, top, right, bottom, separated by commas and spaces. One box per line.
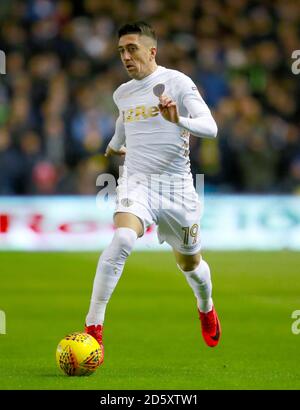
111, 227, 137, 259
101, 228, 137, 267
177, 255, 201, 272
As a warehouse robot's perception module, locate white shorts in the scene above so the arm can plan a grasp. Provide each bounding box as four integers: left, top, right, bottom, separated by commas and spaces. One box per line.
114, 174, 202, 255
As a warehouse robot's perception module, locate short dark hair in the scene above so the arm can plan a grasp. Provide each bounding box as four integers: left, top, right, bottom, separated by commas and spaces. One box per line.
118, 21, 157, 43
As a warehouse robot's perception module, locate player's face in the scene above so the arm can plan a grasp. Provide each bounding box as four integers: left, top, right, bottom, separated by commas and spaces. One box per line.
118, 34, 156, 80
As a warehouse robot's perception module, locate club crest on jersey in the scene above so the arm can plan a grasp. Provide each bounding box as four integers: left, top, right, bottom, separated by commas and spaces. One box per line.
121, 198, 134, 207
122, 105, 160, 123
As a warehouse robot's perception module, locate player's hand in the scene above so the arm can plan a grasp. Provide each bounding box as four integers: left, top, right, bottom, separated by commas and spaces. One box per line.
104, 145, 127, 158
158, 95, 179, 124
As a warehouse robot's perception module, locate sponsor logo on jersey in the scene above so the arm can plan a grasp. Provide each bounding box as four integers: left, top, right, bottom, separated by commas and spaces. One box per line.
122, 105, 160, 123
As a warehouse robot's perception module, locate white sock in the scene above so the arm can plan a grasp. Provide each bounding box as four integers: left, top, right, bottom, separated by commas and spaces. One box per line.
179, 259, 213, 313
86, 227, 137, 326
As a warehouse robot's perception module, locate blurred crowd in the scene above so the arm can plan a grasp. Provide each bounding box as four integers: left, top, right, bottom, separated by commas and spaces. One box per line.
0, 0, 300, 195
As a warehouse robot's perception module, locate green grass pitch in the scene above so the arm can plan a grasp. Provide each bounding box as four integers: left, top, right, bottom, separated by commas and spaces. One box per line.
0, 251, 300, 390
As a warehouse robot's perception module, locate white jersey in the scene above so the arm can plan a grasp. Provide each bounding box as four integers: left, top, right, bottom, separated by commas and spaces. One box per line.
109, 66, 216, 179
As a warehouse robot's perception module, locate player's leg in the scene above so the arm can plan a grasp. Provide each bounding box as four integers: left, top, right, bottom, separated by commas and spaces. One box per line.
85, 212, 143, 350
156, 173, 221, 346
173, 250, 212, 313
173, 249, 221, 347
113, 212, 144, 236
86, 212, 143, 327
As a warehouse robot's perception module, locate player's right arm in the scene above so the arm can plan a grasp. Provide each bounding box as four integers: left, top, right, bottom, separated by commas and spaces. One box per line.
105, 87, 127, 157
105, 114, 126, 157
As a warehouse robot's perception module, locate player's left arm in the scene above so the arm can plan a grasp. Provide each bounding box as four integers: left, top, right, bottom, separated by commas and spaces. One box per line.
158, 77, 217, 139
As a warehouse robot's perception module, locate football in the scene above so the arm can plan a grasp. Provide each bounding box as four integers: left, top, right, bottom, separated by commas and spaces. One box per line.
56, 332, 103, 376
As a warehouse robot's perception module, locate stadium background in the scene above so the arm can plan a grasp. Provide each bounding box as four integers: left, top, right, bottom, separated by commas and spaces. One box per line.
0, 0, 299, 195
1, 0, 300, 390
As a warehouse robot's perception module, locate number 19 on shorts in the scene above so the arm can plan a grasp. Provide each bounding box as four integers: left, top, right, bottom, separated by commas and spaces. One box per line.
182, 224, 199, 245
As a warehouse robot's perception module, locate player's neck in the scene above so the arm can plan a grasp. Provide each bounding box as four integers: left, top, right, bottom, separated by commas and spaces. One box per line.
137, 63, 158, 80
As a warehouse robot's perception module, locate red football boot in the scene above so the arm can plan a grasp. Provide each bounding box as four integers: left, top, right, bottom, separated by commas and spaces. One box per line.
198, 306, 221, 347
85, 324, 104, 364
